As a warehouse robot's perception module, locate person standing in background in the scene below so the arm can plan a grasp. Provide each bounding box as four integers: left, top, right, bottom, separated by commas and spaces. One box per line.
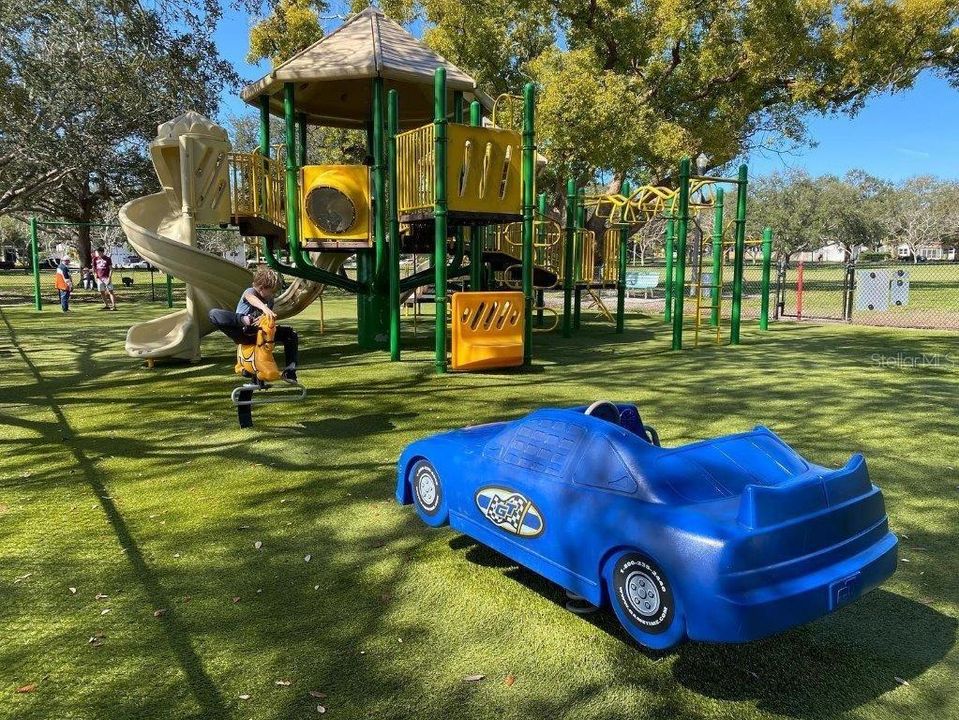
54, 257, 73, 312
93, 247, 117, 310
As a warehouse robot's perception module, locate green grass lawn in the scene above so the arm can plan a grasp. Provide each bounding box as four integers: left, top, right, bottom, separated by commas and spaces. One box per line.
1, 298, 957, 720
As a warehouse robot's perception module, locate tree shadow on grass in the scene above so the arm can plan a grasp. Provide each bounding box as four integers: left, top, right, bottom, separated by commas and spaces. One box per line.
270, 411, 418, 439
450, 534, 956, 719
0, 307, 230, 719
672, 589, 957, 718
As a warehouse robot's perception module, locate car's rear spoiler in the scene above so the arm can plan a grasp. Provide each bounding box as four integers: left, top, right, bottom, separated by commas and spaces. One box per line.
737, 454, 872, 528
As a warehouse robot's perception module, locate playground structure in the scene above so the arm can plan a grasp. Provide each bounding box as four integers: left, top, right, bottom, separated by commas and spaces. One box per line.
224, 6, 542, 373
579, 160, 774, 350
21, 6, 776, 368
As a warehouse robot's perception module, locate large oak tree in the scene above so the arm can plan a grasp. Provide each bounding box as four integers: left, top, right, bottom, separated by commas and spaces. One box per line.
0, 0, 238, 265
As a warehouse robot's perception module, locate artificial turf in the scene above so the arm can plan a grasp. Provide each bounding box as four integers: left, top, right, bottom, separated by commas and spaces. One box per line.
1, 298, 957, 720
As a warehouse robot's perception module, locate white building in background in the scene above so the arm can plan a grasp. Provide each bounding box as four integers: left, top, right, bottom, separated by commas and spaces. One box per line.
795, 242, 868, 263
102, 244, 142, 267
892, 242, 955, 261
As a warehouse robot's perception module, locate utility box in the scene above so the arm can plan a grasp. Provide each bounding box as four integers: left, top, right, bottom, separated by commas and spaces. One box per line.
890, 269, 910, 307
855, 270, 890, 312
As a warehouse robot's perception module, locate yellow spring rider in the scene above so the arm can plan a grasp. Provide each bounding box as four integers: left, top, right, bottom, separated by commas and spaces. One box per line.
231, 314, 306, 428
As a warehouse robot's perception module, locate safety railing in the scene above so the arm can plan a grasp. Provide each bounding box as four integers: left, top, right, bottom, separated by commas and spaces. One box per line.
396, 124, 435, 215
396, 122, 522, 218
578, 229, 597, 283
601, 229, 619, 283
228, 152, 286, 229
491, 94, 523, 132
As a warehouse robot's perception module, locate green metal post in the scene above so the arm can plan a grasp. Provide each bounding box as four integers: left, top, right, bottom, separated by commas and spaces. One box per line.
710, 187, 724, 327
258, 95, 271, 155
573, 189, 585, 331
29, 217, 41, 310
521, 83, 535, 364
452, 90, 465, 292
297, 112, 307, 167
616, 181, 630, 333
387, 89, 402, 360
576, 190, 585, 283
282, 83, 300, 268
562, 180, 576, 337
166, 273, 173, 308
468, 101, 484, 290
663, 206, 674, 323
258, 95, 272, 264
760, 226, 773, 331
730, 164, 748, 344
671, 158, 691, 350
536, 191, 547, 327
372, 77, 387, 281
433, 68, 448, 374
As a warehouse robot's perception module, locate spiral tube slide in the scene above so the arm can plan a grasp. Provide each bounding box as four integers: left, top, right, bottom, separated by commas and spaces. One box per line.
121, 192, 347, 362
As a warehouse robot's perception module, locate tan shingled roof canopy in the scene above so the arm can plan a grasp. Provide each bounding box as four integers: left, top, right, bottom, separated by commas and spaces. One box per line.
241, 6, 491, 129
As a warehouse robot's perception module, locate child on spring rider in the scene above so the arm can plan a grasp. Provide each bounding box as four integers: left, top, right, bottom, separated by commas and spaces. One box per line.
208, 267, 298, 383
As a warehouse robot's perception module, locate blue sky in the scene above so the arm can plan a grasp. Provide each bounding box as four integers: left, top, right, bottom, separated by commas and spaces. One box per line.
213, 11, 959, 182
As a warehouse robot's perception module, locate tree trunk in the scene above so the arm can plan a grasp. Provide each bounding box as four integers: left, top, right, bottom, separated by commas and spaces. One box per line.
76, 180, 94, 268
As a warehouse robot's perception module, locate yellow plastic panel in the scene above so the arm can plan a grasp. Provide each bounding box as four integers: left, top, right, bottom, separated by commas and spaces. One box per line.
446, 124, 522, 216
300, 165, 371, 243
451, 291, 525, 372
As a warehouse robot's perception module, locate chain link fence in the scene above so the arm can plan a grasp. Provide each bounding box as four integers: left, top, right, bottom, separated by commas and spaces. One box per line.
776, 260, 959, 330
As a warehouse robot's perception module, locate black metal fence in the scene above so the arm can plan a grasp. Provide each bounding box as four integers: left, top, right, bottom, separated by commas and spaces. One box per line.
0, 267, 187, 307
2, 220, 249, 308
775, 260, 959, 330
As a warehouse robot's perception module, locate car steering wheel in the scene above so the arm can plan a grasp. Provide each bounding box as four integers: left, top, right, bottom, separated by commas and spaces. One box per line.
585, 400, 621, 426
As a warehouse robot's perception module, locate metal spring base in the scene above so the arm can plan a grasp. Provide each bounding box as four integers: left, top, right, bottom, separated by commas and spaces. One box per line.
565, 590, 598, 615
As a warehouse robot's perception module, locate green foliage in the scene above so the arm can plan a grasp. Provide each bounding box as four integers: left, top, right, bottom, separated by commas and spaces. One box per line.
0, 0, 237, 264
882, 175, 959, 261
247, 0, 328, 66
816, 171, 891, 257
748, 170, 823, 259
421, 0, 554, 94
0, 216, 28, 262
749, 169, 891, 260
388, 0, 958, 194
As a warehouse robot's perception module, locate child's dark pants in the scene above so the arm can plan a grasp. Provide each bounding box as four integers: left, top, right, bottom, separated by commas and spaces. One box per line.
208, 309, 298, 367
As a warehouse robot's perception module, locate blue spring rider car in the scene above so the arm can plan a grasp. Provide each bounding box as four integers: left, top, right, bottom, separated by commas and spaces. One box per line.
395, 402, 898, 650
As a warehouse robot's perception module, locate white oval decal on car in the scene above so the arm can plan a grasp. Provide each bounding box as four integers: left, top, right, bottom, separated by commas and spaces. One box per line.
475, 486, 544, 537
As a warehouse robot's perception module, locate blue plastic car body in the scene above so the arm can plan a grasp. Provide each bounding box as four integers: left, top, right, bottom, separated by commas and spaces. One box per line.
395, 403, 898, 650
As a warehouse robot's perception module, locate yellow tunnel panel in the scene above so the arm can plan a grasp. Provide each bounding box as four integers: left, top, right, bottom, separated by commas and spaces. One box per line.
446, 124, 523, 217
300, 165, 372, 244
451, 291, 525, 372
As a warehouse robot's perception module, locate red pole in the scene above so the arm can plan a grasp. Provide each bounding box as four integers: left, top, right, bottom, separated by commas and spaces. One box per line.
796, 260, 804, 321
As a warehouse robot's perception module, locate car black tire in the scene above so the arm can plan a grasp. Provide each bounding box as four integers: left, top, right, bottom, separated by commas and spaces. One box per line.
604, 550, 685, 650
409, 458, 448, 527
